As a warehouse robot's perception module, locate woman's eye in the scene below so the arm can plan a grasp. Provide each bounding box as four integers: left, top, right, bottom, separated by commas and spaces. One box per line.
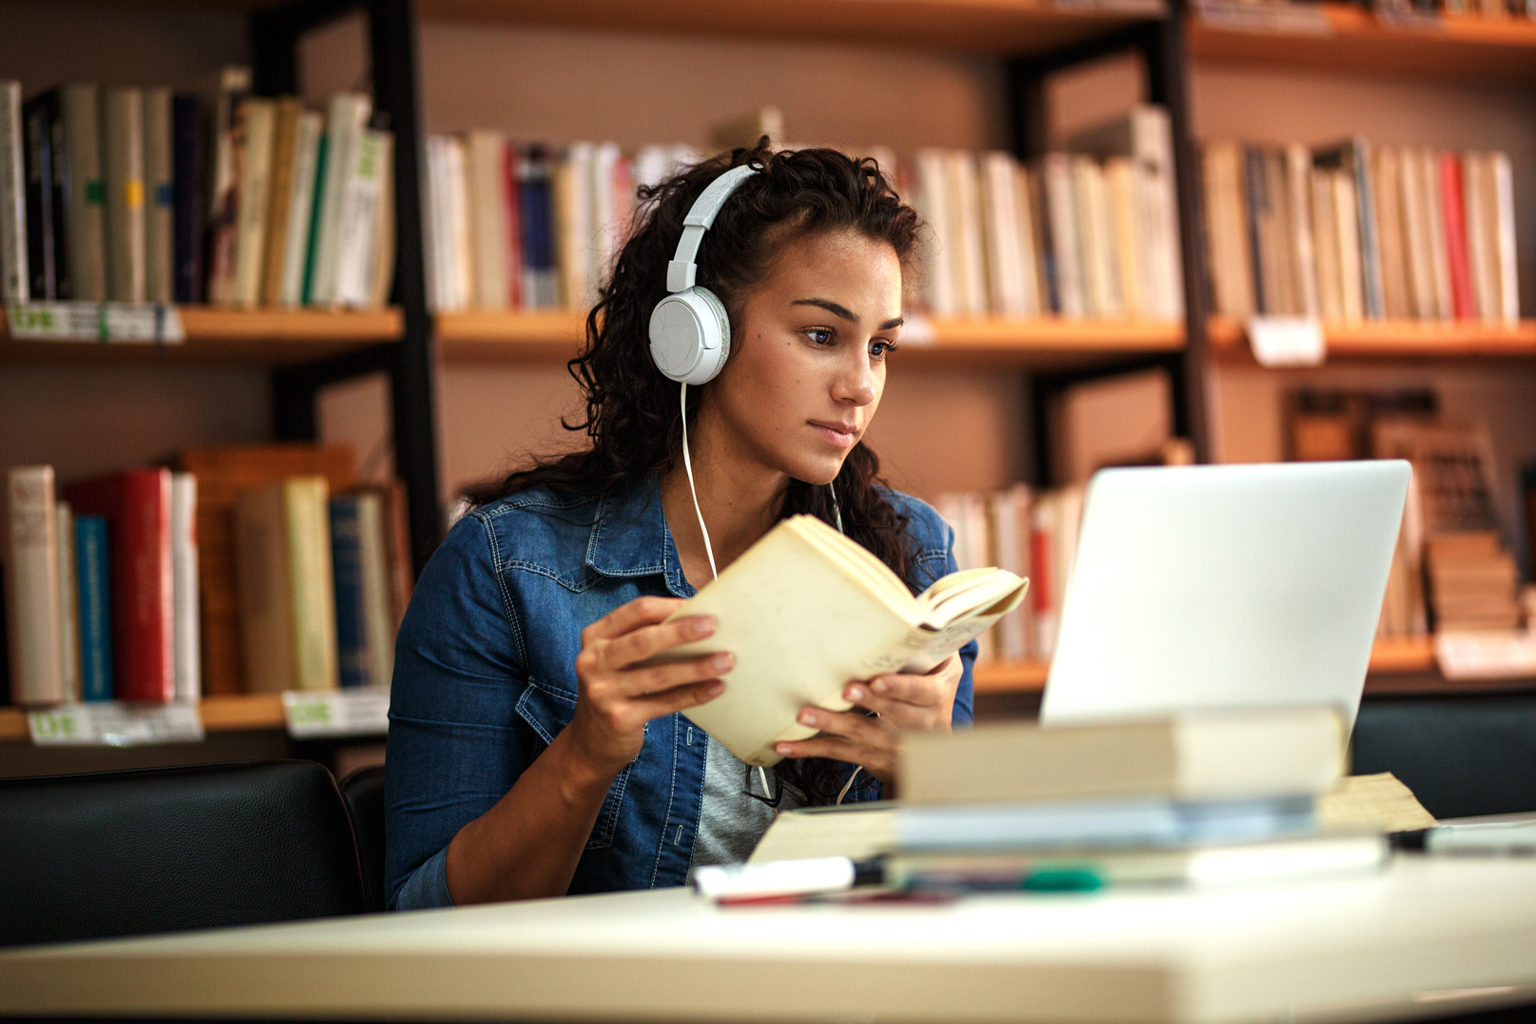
805, 328, 835, 346
869, 340, 898, 360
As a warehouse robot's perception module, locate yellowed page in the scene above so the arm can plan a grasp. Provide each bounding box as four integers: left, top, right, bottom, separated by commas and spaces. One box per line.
747, 804, 900, 864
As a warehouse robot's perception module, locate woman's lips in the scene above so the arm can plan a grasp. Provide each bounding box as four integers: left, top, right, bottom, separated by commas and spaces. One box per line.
810, 421, 857, 448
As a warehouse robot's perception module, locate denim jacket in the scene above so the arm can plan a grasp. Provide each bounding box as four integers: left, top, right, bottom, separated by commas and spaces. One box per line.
384, 476, 975, 910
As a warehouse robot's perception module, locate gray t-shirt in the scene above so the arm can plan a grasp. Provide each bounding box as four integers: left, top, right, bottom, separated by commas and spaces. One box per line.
688, 736, 801, 868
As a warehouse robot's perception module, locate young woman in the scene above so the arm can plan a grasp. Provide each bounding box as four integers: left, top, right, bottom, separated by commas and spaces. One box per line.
385, 146, 976, 909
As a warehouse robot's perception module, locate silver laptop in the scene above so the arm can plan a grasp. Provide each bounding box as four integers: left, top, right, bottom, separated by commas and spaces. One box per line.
1040, 460, 1412, 732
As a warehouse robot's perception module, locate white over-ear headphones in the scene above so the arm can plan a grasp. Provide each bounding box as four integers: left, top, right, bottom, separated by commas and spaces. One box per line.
648, 163, 760, 385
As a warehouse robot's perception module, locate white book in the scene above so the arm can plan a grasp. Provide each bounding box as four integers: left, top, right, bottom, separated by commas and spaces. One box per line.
591, 141, 622, 296
6, 466, 62, 706
979, 153, 1024, 317
1419, 148, 1453, 321
55, 501, 79, 703
231, 97, 275, 308
309, 91, 371, 307
1104, 157, 1144, 318
1490, 151, 1519, 324
1462, 152, 1495, 324
0, 81, 29, 302
1076, 156, 1121, 317
423, 136, 451, 311
1042, 153, 1084, 318
466, 129, 510, 310
947, 151, 988, 317
101, 87, 146, 303
277, 111, 323, 308
333, 127, 387, 308
1012, 163, 1043, 317
444, 135, 472, 313
1333, 170, 1364, 323
1286, 144, 1320, 319
171, 473, 200, 703
1397, 146, 1433, 320
356, 491, 395, 690
1311, 169, 1342, 322
61, 84, 106, 301
556, 142, 593, 309
141, 87, 174, 304
914, 149, 955, 316
369, 130, 395, 310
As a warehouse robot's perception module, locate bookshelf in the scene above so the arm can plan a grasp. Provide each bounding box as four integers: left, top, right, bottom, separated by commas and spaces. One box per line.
1187, 2, 1536, 84
0, 308, 403, 365
1207, 316, 1536, 361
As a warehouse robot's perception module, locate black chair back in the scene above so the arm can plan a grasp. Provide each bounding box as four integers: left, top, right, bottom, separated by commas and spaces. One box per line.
0, 759, 368, 948
339, 764, 387, 913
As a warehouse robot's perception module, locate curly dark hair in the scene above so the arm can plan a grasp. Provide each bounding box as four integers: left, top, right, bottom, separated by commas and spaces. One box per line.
465, 142, 924, 804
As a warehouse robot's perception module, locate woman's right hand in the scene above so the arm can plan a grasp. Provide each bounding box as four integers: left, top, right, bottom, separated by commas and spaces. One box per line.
568, 596, 731, 777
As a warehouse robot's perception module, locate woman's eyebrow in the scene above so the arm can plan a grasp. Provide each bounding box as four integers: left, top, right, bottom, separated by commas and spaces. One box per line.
791, 298, 904, 331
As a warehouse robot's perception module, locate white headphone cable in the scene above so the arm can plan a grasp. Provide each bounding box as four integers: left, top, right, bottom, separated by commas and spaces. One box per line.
680, 381, 718, 582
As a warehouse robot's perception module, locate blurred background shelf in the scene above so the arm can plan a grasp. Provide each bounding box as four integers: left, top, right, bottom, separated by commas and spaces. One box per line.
0, 693, 287, 743
1187, 2, 1536, 83
1208, 316, 1536, 361
415, 0, 1168, 54
437, 311, 1184, 367
0, 308, 403, 366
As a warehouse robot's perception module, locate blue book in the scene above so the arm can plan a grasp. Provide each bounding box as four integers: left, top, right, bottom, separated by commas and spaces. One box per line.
329, 496, 371, 688
74, 515, 112, 701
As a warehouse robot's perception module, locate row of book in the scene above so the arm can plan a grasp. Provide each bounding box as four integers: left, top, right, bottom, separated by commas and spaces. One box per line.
2, 446, 413, 707
422, 103, 1184, 322
738, 707, 1395, 897
1374, 0, 1536, 17
1202, 138, 1520, 325
0, 70, 394, 310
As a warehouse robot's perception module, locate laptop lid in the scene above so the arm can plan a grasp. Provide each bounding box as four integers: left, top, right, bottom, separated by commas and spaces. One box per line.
1040, 460, 1411, 732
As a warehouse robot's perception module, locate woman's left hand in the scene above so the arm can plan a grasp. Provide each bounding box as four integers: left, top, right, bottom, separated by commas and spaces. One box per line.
773, 652, 963, 787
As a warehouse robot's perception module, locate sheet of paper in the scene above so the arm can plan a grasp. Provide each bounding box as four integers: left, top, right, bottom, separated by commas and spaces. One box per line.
1318, 772, 1437, 833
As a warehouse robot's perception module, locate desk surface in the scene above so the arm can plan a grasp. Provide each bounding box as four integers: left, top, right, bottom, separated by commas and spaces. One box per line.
3, 856, 1536, 1024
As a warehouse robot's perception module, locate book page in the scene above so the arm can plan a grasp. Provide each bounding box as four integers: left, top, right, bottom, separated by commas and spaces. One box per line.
747, 804, 900, 864
1318, 772, 1436, 833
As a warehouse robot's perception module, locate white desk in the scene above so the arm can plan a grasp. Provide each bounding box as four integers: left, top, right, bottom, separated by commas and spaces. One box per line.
3, 856, 1535, 1023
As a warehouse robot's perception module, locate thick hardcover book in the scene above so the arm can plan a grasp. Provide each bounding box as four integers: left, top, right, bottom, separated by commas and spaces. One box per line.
5, 467, 61, 706
659, 515, 1028, 766
329, 494, 371, 688
63, 469, 174, 703
176, 445, 354, 694
230, 96, 275, 307
142, 88, 174, 303
102, 86, 146, 302
234, 477, 339, 693
75, 514, 112, 701
467, 129, 510, 310
171, 93, 206, 303
0, 80, 28, 302
61, 84, 106, 301
260, 96, 302, 308
21, 95, 55, 299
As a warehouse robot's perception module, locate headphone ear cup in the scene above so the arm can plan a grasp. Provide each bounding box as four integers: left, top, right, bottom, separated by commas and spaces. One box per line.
648, 288, 731, 385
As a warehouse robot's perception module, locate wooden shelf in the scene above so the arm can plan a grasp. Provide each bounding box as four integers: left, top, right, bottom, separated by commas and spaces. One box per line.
438, 310, 1183, 367
0, 693, 287, 743
1188, 3, 1536, 83
1208, 315, 1536, 361
417, 0, 1167, 56
0, 307, 403, 366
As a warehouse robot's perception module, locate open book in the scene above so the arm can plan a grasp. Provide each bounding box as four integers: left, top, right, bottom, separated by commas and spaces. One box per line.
663, 514, 1028, 765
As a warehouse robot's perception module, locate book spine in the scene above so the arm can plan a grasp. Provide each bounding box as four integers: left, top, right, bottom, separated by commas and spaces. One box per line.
330, 496, 371, 688
134, 469, 175, 703
235, 484, 294, 693
1334, 170, 1364, 323
502, 139, 523, 309
468, 129, 510, 310
22, 96, 55, 300
41, 91, 73, 300
102, 86, 146, 302
1030, 498, 1056, 661
1438, 152, 1474, 321
1420, 149, 1453, 321
260, 97, 301, 309
0, 81, 29, 302
171, 473, 199, 703
279, 111, 322, 308
369, 130, 395, 309
1243, 146, 1267, 315
300, 131, 329, 306
310, 92, 371, 308
1351, 140, 1385, 320
1286, 144, 1320, 319
142, 87, 173, 304
333, 127, 385, 308
75, 514, 113, 701
1043, 154, 1082, 318
356, 491, 395, 689
6, 467, 61, 706
55, 501, 79, 702
231, 97, 275, 308
1491, 152, 1519, 325
62, 84, 106, 301
172, 94, 206, 303
202, 71, 248, 306
286, 478, 339, 690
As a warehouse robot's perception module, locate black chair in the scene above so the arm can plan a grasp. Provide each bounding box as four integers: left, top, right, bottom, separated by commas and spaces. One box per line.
0, 759, 368, 948
1352, 694, 1536, 820
339, 763, 387, 913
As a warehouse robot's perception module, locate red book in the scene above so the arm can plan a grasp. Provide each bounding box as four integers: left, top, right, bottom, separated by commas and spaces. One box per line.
502, 141, 522, 310
1438, 152, 1475, 321
63, 469, 174, 702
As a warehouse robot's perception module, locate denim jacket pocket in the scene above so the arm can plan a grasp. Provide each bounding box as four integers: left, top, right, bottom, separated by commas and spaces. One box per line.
513, 678, 630, 850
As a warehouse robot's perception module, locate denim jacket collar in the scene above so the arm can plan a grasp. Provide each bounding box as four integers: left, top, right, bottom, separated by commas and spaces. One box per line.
586, 475, 694, 598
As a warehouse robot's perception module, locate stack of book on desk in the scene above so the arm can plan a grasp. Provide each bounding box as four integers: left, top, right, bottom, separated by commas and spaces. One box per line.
747, 708, 1389, 894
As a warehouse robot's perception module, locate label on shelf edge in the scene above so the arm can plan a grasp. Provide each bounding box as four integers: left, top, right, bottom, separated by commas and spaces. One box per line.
1248, 316, 1325, 367
282, 688, 390, 739
1435, 631, 1536, 681
28, 702, 204, 746
1192, 0, 1330, 34
6, 302, 186, 345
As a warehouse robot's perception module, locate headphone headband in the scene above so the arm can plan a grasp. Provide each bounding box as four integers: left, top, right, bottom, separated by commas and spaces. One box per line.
666, 164, 759, 293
